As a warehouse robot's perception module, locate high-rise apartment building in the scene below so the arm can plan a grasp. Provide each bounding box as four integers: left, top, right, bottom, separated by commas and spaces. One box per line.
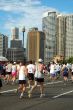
56, 14, 66, 58
0, 34, 8, 57
42, 11, 57, 63
42, 11, 73, 62
65, 14, 73, 59
27, 28, 45, 62
56, 14, 73, 60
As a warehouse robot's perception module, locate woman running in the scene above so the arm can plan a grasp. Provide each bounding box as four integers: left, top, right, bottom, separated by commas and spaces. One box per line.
11, 62, 17, 85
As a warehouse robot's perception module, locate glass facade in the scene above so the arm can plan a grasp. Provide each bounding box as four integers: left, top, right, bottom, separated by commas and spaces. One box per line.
42, 11, 57, 63
56, 15, 66, 58
65, 15, 73, 59
0, 34, 8, 57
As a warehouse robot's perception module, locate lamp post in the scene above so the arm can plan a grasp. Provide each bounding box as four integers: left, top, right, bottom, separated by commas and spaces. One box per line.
22, 27, 25, 48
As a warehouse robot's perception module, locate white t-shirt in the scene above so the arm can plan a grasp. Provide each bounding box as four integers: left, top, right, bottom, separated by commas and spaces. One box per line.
71, 64, 73, 72
34, 63, 44, 78
19, 66, 26, 80
12, 65, 17, 73
55, 64, 61, 72
50, 64, 55, 74
6, 63, 12, 72
27, 64, 35, 74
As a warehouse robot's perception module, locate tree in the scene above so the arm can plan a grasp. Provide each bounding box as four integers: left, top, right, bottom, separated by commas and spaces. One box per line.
67, 57, 73, 63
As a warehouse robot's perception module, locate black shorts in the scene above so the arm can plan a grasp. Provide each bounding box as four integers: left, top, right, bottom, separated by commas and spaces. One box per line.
35, 78, 44, 82
7, 72, 11, 75
19, 80, 26, 84
63, 72, 68, 77
1, 70, 6, 76
0, 79, 2, 87
28, 73, 34, 80
72, 72, 73, 75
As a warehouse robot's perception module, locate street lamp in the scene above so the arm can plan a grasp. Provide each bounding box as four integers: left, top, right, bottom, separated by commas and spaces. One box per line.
22, 27, 25, 48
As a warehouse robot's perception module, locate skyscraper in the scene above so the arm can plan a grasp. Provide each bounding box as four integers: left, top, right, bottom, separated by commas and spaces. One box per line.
11, 27, 19, 40
27, 28, 45, 62
0, 33, 8, 57
42, 11, 57, 63
65, 14, 73, 59
7, 27, 26, 62
56, 14, 66, 58
42, 11, 73, 62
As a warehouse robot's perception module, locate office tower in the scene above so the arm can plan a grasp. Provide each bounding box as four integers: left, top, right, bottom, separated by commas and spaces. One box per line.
56, 14, 66, 58
11, 27, 22, 48
7, 27, 26, 62
11, 27, 19, 40
43, 11, 73, 62
42, 11, 57, 63
0, 34, 8, 57
10, 40, 23, 48
27, 27, 45, 62
6, 48, 25, 62
65, 14, 73, 59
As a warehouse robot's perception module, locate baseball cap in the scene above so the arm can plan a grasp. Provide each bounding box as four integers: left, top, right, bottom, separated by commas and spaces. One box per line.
38, 58, 43, 63
13, 62, 16, 64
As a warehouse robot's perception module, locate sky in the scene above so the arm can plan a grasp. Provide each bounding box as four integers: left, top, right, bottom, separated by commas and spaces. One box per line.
0, 0, 73, 47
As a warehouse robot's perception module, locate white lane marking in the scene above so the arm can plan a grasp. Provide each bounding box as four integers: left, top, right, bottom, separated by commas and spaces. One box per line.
53, 90, 73, 98
0, 79, 71, 94
0, 89, 17, 93
44, 80, 63, 86
0, 80, 63, 93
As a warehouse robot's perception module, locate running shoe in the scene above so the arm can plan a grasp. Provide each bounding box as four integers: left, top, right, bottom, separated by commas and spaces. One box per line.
20, 92, 24, 99
28, 91, 32, 98
15, 89, 17, 93
40, 94, 45, 98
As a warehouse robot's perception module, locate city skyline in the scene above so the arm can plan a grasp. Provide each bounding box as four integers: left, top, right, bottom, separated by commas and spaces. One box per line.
0, 0, 73, 47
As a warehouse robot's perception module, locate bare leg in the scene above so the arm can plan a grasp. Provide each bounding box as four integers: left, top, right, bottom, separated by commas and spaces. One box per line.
40, 82, 45, 97
28, 81, 37, 98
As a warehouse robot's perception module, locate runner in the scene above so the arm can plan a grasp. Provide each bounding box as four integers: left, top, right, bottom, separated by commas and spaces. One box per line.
55, 63, 61, 79
26, 60, 35, 89
28, 58, 45, 98
71, 64, 73, 82
50, 61, 56, 81
16, 61, 27, 99
61, 63, 69, 83
11, 62, 17, 85
6, 62, 12, 84
0, 74, 2, 94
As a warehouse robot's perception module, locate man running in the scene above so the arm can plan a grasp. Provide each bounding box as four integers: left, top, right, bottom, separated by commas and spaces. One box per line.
26, 60, 35, 89
28, 58, 45, 98
61, 63, 69, 83
16, 61, 27, 99
6, 62, 12, 84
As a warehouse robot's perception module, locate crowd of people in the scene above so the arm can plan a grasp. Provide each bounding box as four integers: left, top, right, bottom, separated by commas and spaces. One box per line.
0, 59, 73, 99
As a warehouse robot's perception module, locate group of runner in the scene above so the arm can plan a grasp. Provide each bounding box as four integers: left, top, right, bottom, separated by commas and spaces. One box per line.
0, 59, 73, 98
0, 59, 46, 98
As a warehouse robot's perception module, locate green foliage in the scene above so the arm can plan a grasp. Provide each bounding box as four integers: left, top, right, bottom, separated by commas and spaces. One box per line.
67, 57, 73, 63
59, 60, 67, 64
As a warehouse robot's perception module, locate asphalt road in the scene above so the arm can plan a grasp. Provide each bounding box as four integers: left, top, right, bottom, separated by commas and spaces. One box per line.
0, 78, 73, 110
